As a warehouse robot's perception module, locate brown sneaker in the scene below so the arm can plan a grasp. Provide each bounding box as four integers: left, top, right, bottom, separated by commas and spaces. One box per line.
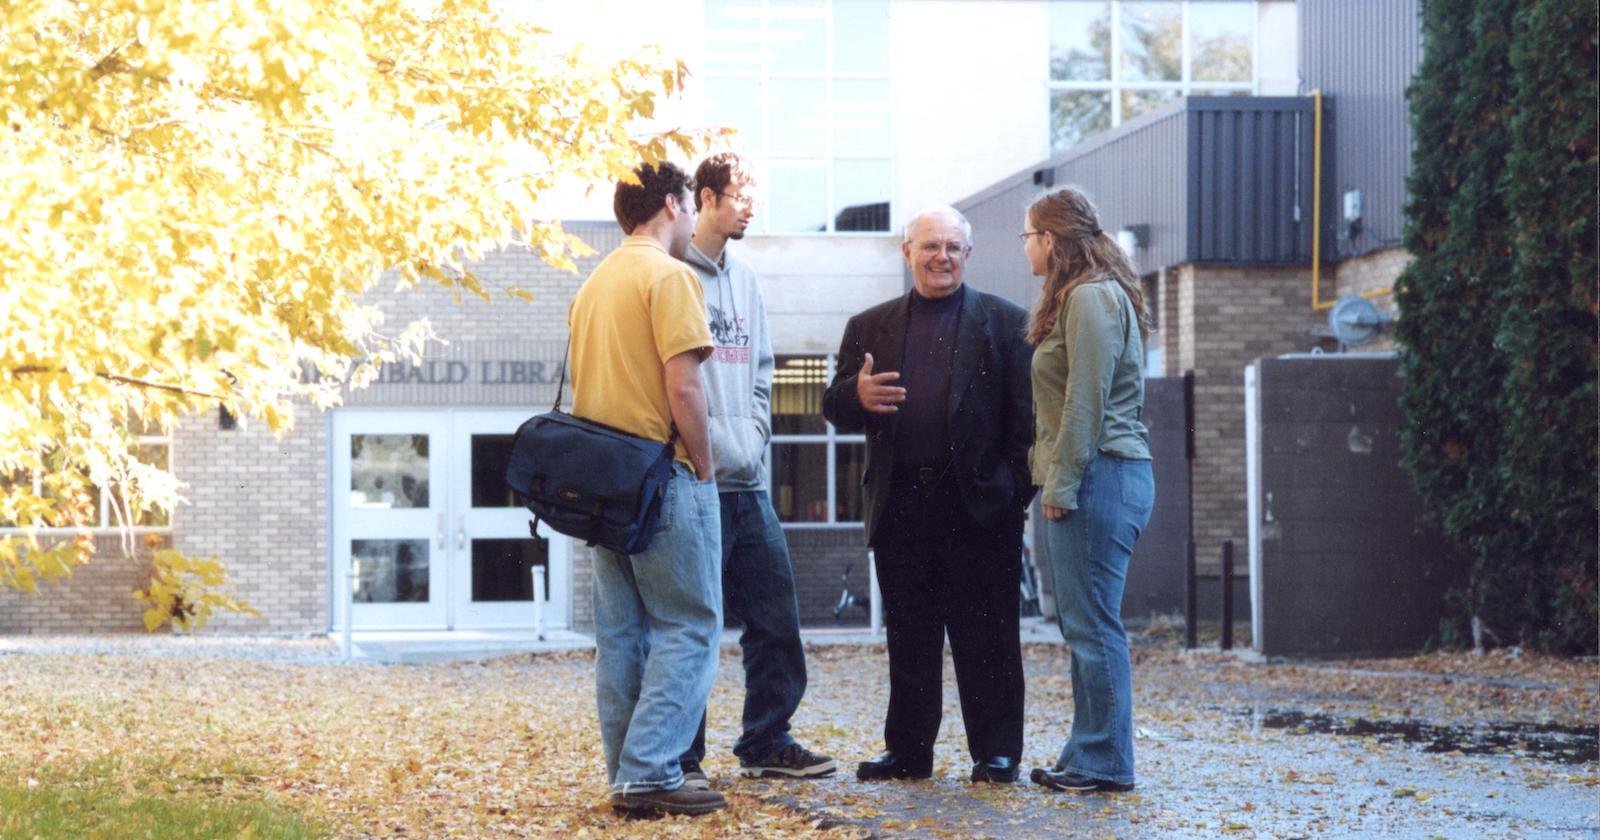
609, 786, 727, 816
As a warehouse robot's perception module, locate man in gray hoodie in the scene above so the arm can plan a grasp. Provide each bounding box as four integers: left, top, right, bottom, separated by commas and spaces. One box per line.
676, 152, 835, 785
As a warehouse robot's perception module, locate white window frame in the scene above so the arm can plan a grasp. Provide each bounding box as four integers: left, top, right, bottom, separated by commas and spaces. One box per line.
1048, 0, 1260, 152
769, 353, 866, 528
703, 0, 894, 235
0, 430, 175, 534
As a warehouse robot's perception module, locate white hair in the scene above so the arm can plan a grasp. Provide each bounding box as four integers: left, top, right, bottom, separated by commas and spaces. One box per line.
902, 204, 973, 243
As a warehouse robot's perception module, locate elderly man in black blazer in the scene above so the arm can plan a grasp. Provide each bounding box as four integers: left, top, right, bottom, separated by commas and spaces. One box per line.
822, 205, 1035, 784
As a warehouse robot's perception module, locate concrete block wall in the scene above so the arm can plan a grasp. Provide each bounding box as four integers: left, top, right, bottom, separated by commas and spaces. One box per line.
1250, 354, 1460, 655
1164, 263, 1322, 574
0, 535, 162, 634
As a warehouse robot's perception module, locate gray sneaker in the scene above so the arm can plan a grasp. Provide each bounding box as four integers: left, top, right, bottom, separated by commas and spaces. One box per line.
609, 786, 727, 816
680, 759, 710, 790
738, 742, 837, 779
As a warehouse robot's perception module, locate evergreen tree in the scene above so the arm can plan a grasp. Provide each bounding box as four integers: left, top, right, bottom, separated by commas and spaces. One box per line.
1395, 0, 1520, 647
1397, 0, 1599, 652
1497, 0, 1599, 652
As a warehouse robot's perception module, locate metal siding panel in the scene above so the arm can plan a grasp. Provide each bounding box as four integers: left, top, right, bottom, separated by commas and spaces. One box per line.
1300, 0, 1420, 258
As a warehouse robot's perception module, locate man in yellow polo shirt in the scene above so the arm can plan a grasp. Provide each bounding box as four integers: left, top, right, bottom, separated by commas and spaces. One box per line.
568, 161, 724, 816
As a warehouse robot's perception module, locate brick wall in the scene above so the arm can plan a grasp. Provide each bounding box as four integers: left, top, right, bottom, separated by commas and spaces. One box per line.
786, 527, 871, 628
1170, 264, 1323, 574
569, 527, 871, 633
0, 535, 162, 634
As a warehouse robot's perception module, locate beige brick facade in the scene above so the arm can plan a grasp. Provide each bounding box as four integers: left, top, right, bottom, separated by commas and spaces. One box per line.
0, 535, 163, 634
6, 223, 900, 636
1330, 247, 1407, 353
1160, 263, 1323, 573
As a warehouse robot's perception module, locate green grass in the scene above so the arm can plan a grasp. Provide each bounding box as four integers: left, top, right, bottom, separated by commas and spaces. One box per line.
0, 779, 325, 840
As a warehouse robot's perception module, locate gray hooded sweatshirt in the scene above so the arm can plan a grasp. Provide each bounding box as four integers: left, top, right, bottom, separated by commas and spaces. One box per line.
682, 242, 774, 493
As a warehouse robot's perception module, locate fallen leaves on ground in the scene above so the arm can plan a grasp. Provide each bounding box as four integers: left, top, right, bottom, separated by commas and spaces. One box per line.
0, 638, 1593, 838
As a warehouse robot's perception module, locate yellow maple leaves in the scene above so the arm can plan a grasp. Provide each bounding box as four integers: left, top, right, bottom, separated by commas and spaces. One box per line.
1, 0, 717, 627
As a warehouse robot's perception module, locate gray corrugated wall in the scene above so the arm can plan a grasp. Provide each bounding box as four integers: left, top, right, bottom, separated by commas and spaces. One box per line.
959, 97, 1325, 306
1299, 0, 1422, 258
1188, 98, 1321, 265
958, 106, 1190, 310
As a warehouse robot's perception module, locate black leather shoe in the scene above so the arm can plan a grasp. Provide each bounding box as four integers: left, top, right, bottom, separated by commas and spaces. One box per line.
855, 752, 933, 781
1030, 767, 1135, 793
970, 756, 1019, 783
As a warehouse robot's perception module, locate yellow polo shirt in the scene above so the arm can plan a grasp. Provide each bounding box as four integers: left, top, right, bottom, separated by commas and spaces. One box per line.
568, 236, 713, 467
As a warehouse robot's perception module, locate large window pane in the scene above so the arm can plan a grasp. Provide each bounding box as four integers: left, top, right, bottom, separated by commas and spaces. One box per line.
767, 161, 829, 232
470, 434, 520, 508
832, 158, 890, 232
834, 442, 865, 522
350, 434, 429, 509
769, 78, 827, 156
1191, 1, 1254, 83
704, 0, 763, 74
470, 538, 547, 602
772, 355, 828, 434
832, 0, 890, 73
1120, 1, 1182, 82
1050, 89, 1111, 154
351, 539, 429, 603
1049, 1, 1112, 81
705, 77, 765, 152
1122, 87, 1180, 122
768, 0, 826, 73
771, 443, 829, 522
832, 79, 890, 156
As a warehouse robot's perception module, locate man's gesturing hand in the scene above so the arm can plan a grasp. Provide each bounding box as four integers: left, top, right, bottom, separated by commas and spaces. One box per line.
855, 352, 906, 414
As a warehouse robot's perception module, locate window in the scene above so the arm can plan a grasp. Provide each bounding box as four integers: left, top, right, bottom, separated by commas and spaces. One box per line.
0, 421, 173, 532
1049, 0, 1255, 154
769, 354, 866, 525
703, 0, 892, 233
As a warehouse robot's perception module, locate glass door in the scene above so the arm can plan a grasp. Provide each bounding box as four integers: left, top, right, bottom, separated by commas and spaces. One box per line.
450, 411, 571, 628
332, 412, 449, 628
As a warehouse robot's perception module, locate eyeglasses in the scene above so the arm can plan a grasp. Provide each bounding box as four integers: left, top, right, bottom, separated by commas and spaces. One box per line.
717, 191, 758, 209
913, 241, 970, 258
1018, 231, 1047, 241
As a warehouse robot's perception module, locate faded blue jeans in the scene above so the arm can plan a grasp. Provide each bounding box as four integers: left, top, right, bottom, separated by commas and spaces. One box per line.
683, 490, 806, 765
592, 463, 722, 794
1044, 454, 1154, 786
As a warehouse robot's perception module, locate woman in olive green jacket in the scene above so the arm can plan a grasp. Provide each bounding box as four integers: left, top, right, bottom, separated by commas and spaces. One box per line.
1021, 187, 1154, 795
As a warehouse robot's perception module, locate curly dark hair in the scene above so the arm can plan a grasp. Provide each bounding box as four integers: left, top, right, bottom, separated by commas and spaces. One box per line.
613, 161, 694, 234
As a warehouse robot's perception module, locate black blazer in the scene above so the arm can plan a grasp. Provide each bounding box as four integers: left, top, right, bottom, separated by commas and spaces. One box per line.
823, 286, 1036, 547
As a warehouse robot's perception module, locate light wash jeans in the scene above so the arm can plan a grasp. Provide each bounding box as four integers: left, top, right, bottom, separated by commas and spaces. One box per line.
592, 463, 722, 794
1045, 453, 1154, 786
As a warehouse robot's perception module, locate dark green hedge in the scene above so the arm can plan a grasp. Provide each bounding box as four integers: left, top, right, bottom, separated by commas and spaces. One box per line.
1396, 0, 1598, 653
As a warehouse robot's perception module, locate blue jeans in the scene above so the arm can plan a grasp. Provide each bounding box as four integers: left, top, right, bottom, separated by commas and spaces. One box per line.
592, 464, 722, 794
1045, 454, 1154, 786
684, 490, 806, 765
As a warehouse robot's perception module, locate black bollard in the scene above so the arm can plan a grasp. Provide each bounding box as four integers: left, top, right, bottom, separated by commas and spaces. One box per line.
1184, 539, 1197, 649
1220, 540, 1235, 651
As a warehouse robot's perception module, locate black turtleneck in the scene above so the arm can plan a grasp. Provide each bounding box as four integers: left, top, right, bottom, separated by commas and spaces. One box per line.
894, 284, 964, 468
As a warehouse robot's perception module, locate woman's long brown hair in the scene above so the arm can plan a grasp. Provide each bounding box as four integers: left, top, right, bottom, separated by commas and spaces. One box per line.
1024, 187, 1152, 346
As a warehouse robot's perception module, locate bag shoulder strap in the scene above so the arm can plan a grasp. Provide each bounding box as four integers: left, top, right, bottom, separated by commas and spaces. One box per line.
556, 337, 680, 447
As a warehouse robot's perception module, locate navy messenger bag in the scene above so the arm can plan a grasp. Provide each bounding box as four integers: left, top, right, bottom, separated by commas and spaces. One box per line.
505, 347, 678, 556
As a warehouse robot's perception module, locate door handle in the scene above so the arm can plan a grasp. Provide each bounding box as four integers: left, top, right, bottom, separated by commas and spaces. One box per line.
456, 515, 465, 551
435, 512, 445, 550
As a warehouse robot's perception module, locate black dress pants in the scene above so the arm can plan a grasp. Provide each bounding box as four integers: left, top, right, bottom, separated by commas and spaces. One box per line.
871, 472, 1025, 764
